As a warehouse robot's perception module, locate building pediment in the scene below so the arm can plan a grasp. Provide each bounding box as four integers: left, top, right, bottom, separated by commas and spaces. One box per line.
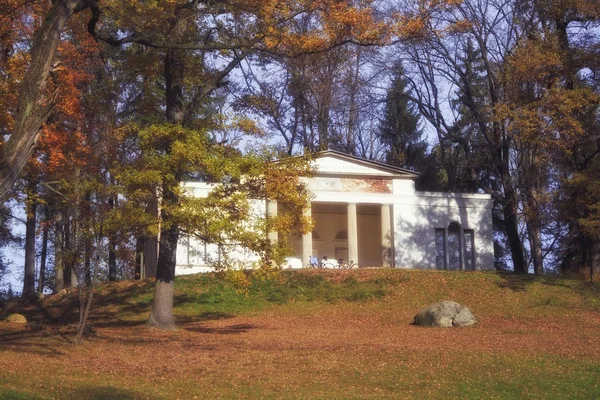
313, 150, 419, 179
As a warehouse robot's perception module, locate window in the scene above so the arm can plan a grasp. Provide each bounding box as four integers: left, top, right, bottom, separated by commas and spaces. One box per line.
435, 223, 476, 270
435, 229, 445, 270
447, 222, 461, 270
464, 229, 475, 270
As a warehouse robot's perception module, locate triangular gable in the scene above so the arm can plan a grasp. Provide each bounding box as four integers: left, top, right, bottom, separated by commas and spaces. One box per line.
313, 150, 419, 179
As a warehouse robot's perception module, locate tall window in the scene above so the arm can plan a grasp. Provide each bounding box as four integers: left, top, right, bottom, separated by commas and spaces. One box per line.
435, 223, 475, 270
435, 229, 445, 270
464, 229, 475, 270
447, 222, 461, 270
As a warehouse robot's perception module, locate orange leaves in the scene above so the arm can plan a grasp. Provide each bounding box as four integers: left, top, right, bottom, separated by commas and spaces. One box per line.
259, 0, 385, 54
323, 3, 385, 43
53, 26, 100, 123
394, 15, 428, 40
391, 0, 470, 41
38, 125, 92, 175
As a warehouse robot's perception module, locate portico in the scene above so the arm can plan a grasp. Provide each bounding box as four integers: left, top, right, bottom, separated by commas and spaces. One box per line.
277, 201, 393, 268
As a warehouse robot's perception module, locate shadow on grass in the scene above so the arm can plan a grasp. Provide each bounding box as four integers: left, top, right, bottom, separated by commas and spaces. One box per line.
0, 388, 44, 400
63, 385, 156, 400
496, 273, 537, 291
0, 326, 69, 357
194, 311, 235, 321
183, 323, 256, 335
496, 271, 600, 299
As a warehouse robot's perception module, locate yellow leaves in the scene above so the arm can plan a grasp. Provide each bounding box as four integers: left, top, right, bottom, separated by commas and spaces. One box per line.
496, 87, 599, 151
116, 121, 313, 268
218, 115, 267, 140
321, 2, 385, 44
505, 37, 563, 90
392, 0, 467, 41
259, 0, 385, 53
394, 15, 428, 39
496, 32, 600, 156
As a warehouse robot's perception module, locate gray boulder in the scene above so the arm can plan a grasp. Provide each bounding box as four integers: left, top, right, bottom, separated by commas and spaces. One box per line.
413, 301, 476, 327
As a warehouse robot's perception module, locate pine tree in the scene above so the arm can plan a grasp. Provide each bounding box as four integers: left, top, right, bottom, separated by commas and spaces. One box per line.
379, 63, 428, 173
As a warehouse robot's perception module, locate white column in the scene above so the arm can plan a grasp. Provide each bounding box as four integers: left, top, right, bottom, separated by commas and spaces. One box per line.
381, 204, 392, 268
302, 205, 312, 267
348, 203, 358, 266
266, 200, 278, 242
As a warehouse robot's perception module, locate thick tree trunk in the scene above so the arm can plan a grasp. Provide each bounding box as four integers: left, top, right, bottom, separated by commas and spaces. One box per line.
147, 220, 178, 329
143, 195, 159, 279
148, 45, 185, 329
37, 206, 49, 294
0, 0, 93, 199
22, 180, 37, 298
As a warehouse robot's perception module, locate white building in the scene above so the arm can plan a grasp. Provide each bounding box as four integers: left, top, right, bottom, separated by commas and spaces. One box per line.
176, 150, 494, 274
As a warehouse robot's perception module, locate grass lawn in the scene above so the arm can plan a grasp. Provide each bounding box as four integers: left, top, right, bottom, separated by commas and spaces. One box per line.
1, 269, 600, 399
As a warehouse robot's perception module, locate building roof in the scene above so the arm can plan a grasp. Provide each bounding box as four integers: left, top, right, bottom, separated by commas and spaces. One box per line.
312, 150, 420, 179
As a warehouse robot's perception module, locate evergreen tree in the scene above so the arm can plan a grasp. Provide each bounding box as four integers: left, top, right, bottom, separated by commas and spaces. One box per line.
379, 63, 428, 173
446, 38, 488, 194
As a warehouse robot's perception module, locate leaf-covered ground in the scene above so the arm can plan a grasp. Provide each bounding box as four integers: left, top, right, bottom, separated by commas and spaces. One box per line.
1, 269, 600, 399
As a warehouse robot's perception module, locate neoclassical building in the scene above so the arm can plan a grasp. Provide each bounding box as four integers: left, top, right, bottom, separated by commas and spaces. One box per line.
176, 150, 494, 274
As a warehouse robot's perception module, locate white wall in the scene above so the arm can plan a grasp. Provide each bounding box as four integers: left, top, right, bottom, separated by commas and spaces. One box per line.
392, 193, 494, 270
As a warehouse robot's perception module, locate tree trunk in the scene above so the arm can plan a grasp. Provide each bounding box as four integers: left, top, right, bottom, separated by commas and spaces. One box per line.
346, 50, 361, 154
75, 234, 102, 345
503, 193, 527, 273
108, 242, 117, 281
143, 195, 159, 279
147, 44, 185, 330
525, 190, 544, 275
37, 206, 49, 294
82, 191, 91, 285
108, 196, 117, 281
54, 220, 64, 293
84, 239, 91, 285
587, 236, 600, 282
22, 179, 37, 298
63, 213, 73, 287
135, 237, 144, 280
0, 0, 93, 199
147, 220, 178, 329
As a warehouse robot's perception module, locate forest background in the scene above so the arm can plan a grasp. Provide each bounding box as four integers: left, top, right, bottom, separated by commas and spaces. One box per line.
0, 0, 599, 329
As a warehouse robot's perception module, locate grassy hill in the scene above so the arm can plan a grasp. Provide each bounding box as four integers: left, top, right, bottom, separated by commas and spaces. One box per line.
1, 269, 600, 399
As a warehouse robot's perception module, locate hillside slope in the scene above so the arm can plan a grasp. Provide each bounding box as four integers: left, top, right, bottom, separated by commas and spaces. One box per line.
1, 269, 600, 399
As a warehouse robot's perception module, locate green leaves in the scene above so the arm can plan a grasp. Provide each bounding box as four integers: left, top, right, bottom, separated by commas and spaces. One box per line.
114, 123, 312, 269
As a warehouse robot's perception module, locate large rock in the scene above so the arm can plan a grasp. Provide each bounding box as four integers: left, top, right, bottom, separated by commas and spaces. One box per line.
413, 301, 476, 327
5, 313, 27, 324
